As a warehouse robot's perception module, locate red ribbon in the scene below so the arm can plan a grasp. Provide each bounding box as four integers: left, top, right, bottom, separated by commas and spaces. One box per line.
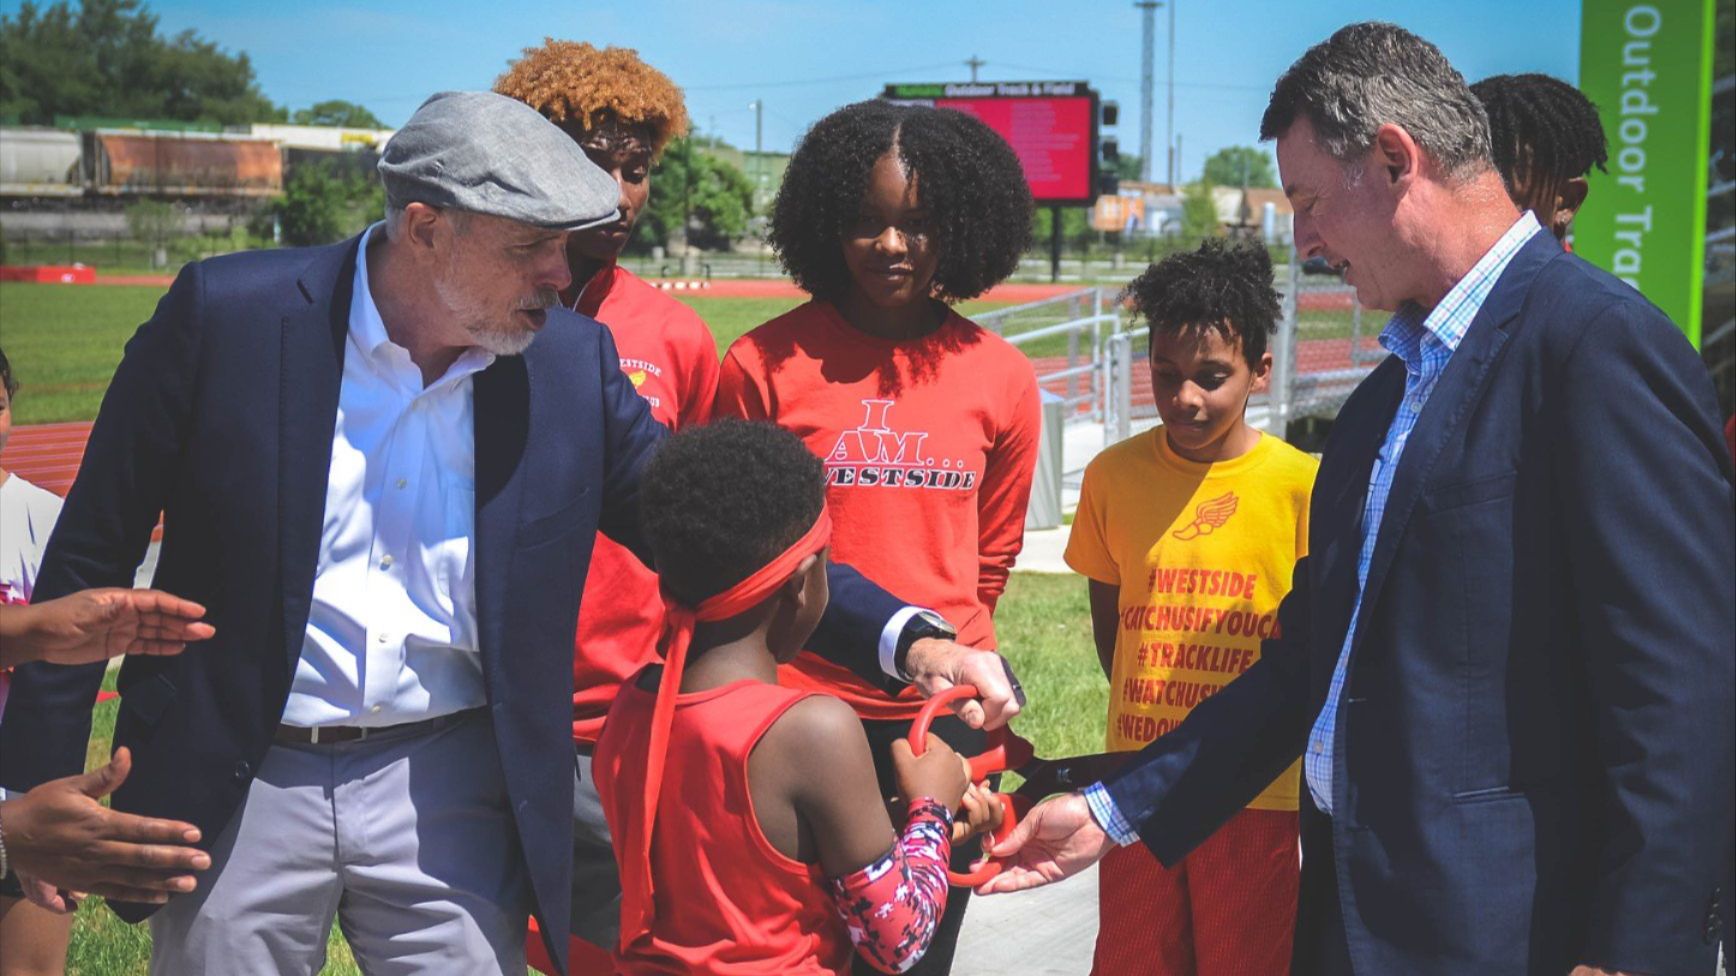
617, 505, 833, 948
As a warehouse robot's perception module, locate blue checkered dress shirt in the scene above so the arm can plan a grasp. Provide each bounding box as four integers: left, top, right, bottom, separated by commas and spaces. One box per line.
1303, 213, 1541, 814
1084, 213, 1542, 844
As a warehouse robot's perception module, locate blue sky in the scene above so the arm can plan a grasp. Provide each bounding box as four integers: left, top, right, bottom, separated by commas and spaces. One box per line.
130, 0, 1581, 179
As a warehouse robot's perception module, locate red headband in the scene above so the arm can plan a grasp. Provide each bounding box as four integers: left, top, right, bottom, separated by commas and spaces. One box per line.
617, 505, 833, 948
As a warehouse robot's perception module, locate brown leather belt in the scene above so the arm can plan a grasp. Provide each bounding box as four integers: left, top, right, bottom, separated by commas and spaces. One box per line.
274, 708, 483, 746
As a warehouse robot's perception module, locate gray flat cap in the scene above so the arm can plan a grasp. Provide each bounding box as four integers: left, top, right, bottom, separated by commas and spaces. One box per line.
378, 90, 619, 230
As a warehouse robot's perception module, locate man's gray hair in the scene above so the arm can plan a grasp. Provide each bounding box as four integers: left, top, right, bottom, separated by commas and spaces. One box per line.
1260, 22, 1492, 178
382, 202, 468, 239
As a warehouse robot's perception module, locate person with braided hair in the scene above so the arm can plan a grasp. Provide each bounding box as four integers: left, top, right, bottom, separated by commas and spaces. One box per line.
1472, 73, 1609, 244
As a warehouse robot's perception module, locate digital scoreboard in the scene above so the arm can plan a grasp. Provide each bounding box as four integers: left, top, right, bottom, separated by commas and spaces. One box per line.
883, 81, 1100, 207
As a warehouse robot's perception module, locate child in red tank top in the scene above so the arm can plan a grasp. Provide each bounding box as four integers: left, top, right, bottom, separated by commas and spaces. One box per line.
593, 420, 1002, 975
713, 98, 1038, 973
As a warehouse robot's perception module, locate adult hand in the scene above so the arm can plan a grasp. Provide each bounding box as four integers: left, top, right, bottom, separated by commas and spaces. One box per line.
0, 588, 216, 668
3, 747, 209, 908
1567, 967, 1633, 976
973, 791, 1114, 895
903, 638, 1024, 730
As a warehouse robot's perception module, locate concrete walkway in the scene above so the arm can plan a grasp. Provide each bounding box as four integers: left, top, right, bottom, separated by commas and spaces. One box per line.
954, 864, 1100, 975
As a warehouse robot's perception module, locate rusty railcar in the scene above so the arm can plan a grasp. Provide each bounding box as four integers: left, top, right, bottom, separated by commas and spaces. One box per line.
83, 130, 282, 196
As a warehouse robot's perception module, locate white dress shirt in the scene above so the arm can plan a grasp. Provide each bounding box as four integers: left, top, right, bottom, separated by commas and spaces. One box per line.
282, 224, 496, 728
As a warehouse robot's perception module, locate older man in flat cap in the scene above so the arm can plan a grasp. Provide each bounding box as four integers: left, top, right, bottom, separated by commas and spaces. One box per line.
0, 91, 1020, 975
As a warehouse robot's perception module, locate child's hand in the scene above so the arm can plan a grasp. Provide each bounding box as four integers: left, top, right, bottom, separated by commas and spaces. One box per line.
952, 781, 1007, 843
890, 735, 969, 812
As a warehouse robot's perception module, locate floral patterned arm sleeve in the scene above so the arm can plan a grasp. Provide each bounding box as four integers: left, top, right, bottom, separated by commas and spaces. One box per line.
826, 797, 954, 974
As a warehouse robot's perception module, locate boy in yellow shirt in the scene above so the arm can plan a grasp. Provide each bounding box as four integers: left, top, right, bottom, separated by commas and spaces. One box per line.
1065, 240, 1316, 975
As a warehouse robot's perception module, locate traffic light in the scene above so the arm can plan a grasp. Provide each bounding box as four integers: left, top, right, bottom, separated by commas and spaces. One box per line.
1101, 101, 1119, 127
1099, 172, 1120, 196
1101, 137, 1119, 164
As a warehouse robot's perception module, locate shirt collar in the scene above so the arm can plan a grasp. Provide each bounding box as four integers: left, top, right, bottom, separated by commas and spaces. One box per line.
573, 260, 620, 319
350, 222, 496, 392
1380, 211, 1542, 367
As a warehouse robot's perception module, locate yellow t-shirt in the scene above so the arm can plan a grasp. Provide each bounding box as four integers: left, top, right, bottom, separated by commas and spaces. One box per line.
1065, 429, 1317, 811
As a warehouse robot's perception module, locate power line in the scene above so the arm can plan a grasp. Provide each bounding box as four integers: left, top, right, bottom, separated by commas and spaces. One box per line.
992, 61, 1267, 92
684, 61, 960, 92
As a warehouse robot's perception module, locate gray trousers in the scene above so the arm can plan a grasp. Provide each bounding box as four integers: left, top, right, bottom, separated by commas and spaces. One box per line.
570, 744, 621, 951
148, 712, 531, 976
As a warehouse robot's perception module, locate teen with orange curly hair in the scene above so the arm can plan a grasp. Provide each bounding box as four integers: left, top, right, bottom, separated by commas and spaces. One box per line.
495, 40, 720, 965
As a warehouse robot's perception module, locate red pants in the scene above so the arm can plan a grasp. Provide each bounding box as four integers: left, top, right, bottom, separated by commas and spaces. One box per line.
1091, 807, 1299, 976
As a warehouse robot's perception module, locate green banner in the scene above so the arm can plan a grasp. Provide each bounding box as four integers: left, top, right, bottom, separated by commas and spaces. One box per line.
1576, 0, 1715, 346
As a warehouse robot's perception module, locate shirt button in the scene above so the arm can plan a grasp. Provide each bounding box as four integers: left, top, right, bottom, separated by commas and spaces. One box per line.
370, 704, 383, 714
395, 478, 408, 490
232, 760, 253, 784
376, 633, 389, 644
380, 554, 394, 569
1311, 741, 1325, 754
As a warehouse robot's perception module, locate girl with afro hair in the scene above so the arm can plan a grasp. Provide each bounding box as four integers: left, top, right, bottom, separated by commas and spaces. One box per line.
713, 99, 1040, 975
495, 39, 720, 968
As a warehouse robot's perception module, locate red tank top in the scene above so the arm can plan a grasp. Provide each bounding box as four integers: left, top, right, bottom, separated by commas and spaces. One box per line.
593, 673, 853, 975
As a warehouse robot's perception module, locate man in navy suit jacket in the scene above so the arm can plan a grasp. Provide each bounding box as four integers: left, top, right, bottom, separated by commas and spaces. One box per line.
0, 93, 1021, 975
981, 25, 1733, 976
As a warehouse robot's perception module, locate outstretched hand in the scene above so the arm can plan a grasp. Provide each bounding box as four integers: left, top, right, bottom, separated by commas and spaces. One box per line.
903, 638, 1025, 730
4, 747, 211, 911
973, 791, 1115, 895
0, 588, 216, 668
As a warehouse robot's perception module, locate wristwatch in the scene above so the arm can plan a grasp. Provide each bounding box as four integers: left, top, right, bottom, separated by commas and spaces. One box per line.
893, 610, 956, 682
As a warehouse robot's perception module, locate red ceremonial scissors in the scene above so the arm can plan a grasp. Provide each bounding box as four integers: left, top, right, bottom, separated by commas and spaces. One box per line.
909, 685, 1130, 886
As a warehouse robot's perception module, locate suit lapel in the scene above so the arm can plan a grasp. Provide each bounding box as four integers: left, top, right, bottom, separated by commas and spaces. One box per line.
1310, 358, 1404, 682
277, 236, 360, 678
1349, 234, 1559, 654
472, 353, 530, 694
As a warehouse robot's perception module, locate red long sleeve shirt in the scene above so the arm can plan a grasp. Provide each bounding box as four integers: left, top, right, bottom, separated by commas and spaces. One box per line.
570, 264, 719, 743
715, 301, 1040, 720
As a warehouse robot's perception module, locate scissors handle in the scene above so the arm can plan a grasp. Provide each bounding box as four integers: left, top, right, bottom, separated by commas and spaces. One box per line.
909, 685, 1034, 781
948, 793, 1017, 887
908, 686, 1035, 886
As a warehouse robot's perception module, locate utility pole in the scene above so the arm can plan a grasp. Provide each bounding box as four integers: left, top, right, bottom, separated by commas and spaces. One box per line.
749, 99, 764, 211
1135, 1, 1158, 184
1166, 0, 1176, 187
965, 55, 986, 82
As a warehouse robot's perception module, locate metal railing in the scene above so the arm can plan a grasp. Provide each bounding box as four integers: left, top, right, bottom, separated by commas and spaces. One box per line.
976, 287, 1121, 427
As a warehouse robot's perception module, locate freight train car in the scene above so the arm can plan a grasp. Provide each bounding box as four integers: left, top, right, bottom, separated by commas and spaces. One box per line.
0, 127, 83, 197
82, 130, 282, 196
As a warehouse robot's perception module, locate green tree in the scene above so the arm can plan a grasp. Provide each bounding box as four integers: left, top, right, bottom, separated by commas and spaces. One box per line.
291, 100, 385, 129
124, 198, 179, 247
1030, 206, 1091, 245
1180, 180, 1222, 240
267, 158, 382, 246
0, 0, 282, 125
1201, 146, 1277, 188
1112, 153, 1144, 182
633, 139, 755, 252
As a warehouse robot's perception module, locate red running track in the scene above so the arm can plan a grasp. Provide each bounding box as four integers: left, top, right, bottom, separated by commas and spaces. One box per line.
2, 422, 162, 541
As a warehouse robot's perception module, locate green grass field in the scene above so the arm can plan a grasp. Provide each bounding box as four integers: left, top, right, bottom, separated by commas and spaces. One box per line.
58, 572, 1103, 975
0, 283, 1016, 425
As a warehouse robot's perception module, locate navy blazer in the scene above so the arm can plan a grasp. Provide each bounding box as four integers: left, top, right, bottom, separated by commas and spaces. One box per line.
0, 235, 906, 971
1102, 233, 1734, 974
